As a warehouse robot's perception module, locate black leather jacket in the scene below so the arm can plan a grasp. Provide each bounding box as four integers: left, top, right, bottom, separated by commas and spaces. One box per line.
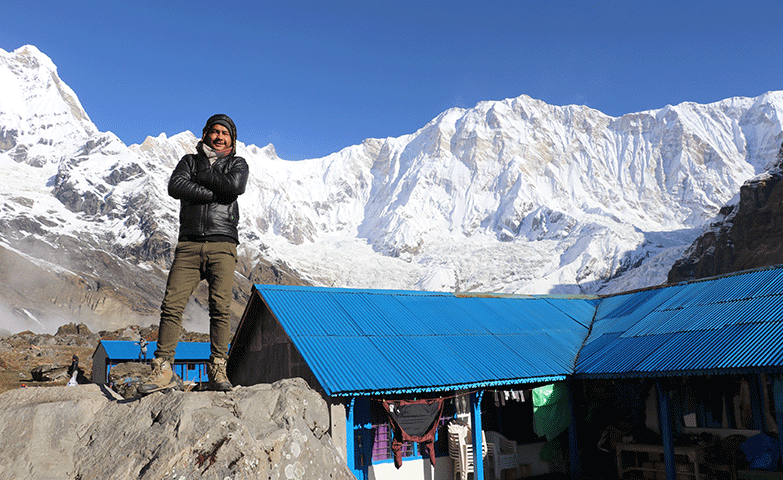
168, 148, 249, 243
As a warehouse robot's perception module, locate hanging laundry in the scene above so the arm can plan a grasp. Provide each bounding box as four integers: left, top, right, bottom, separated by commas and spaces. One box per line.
383, 398, 445, 469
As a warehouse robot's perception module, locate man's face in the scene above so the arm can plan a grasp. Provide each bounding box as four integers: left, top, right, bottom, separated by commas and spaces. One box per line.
205, 124, 232, 151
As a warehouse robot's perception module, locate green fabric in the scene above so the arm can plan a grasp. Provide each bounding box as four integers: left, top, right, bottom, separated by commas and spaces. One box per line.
533, 382, 571, 441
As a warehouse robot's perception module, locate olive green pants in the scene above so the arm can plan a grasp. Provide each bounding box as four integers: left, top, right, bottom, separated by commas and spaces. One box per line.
155, 241, 237, 363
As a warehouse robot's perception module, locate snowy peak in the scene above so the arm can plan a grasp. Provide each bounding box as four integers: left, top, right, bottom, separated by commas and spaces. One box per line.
357, 93, 780, 243
0, 45, 97, 167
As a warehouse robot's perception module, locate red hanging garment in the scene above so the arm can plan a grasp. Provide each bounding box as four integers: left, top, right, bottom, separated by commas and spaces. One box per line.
383, 398, 444, 468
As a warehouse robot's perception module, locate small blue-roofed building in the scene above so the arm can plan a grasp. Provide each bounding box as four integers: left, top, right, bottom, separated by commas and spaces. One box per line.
92, 340, 211, 385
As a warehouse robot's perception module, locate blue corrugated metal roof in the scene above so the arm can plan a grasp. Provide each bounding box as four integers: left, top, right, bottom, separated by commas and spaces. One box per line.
249, 286, 593, 396
233, 265, 783, 395
577, 266, 783, 378
98, 340, 210, 360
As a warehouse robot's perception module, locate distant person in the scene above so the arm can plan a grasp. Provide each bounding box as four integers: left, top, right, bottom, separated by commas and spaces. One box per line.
67, 354, 80, 386
136, 338, 148, 361
139, 114, 249, 395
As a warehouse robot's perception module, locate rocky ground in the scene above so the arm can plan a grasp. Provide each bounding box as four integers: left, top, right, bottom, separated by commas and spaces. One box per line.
0, 322, 208, 394
0, 324, 357, 480
0, 379, 355, 480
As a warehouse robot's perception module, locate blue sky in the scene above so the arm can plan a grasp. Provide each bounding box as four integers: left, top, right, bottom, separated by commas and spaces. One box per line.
2, 1, 782, 160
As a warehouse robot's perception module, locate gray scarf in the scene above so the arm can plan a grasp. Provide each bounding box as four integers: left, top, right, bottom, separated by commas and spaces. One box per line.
200, 142, 229, 165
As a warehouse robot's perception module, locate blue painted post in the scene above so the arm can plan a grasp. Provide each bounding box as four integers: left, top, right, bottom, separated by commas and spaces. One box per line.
566, 378, 581, 479
471, 391, 485, 480
656, 379, 676, 480
346, 397, 361, 479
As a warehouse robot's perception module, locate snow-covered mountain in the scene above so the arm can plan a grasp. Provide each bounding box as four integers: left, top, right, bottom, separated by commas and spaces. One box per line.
2, 45, 782, 333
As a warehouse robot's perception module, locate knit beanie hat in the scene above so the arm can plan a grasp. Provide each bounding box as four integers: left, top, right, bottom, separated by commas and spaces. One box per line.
202, 114, 237, 149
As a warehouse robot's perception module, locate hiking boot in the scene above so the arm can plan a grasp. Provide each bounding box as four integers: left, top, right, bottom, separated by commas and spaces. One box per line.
138, 358, 178, 395
207, 357, 233, 391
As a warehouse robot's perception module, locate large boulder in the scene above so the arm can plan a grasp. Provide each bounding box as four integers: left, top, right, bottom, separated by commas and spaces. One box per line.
0, 378, 355, 480
30, 363, 69, 382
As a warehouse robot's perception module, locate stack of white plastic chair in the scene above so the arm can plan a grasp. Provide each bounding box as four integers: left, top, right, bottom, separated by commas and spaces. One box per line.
448, 422, 472, 480
484, 430, 518, 480
448, 422, 488, 480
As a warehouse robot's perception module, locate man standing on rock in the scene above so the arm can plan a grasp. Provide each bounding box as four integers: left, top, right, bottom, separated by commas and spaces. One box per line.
140, 114, 249, 395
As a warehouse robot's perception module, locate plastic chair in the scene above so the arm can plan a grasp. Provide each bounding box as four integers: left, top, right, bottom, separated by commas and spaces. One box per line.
484, 430, 519, 480
448, 422, 488, 480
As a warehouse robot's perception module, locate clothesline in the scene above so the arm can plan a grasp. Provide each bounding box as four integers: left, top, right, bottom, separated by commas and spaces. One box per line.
374, 386, 531, 404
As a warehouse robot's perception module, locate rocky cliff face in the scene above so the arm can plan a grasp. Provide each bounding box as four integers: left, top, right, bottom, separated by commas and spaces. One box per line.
668, 143, 783, 283
0, 378, 354, 480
